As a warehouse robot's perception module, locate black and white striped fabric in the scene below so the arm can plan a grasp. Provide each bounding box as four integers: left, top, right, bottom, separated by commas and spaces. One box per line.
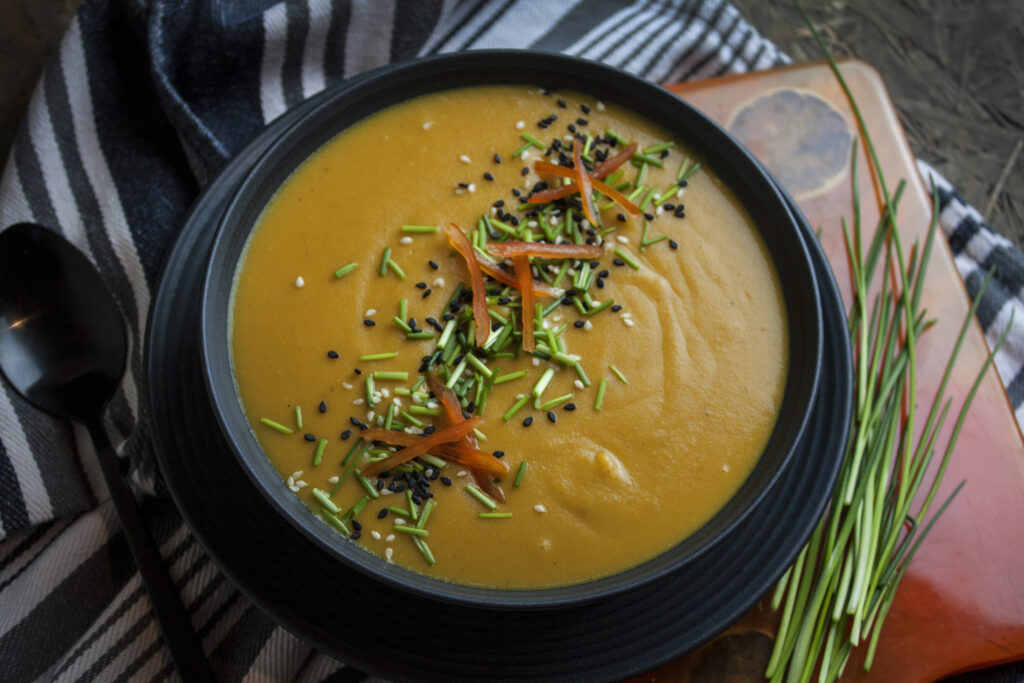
0, 1, 1017, 680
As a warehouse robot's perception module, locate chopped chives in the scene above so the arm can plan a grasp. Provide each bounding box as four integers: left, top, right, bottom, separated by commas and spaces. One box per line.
385, 505, 413, 518
392, 525, 429, 537
373, 371, 409, 381
416, 499, 436, 529
514, 461, 527, 487
386, 258, 406, 279
532, 367, 555, 398
419, 453, 446, 469
406, 331, 435, 340
604, 129, 628, 145
552, 259, 571, 288
334, 262, 358, 278
539, 393, 573, 411
411, 375, 427, 392
399, 298, 408, 322
312, 488, 340, 514
639, 187, 657, 212
313, 438, 328, 466
494, 369, 527, 384
321, 510, 351, 535
614, 248, 641, 270
294, 405, 303, 430
503, 395, 530, 422
379, 246, 391, 276
365, 374, 375, 406
609, 364, 629, 384
406, 489, 418, 520
520, 132, 545, 149
437, 319, 456, 348
626, 185, 645, 202
512, 141, 533, 158
392, 316, 412, 332
464, 353, 493, 378
341, 495, 369, 522
584, 298, 615, 316
573, 361, 591, 387
259, 417, 293, 435
355, 471, 380, 499
413, 536, 436, 565
360, 351, 399, 361
677, 157, 701, 182
643, 140, 675, 154
595, 378, 608, 410
632, 152, 664, 168
654, 186, 677, 207
478, 512, 513, 519
401, 225, 438, 233
446, 358, 468, 389
473, 428, 487, 441
465, 484, 498, 510
643, 234, 669, 247
408, 405, 441, 417
383, 403, 395, 430
336, 439, 368, 491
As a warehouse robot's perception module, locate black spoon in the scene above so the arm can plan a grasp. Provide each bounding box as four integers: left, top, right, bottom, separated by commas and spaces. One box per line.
0, 223, 214, 681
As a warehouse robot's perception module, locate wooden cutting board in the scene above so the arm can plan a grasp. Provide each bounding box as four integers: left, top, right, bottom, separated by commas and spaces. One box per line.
636, 59, 1024, 682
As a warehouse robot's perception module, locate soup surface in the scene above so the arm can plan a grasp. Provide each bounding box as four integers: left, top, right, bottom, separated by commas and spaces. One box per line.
231, 86, 787, 589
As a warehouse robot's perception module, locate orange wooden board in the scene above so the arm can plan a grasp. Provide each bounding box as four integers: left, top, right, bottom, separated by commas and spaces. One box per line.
637, 60, 1024, 682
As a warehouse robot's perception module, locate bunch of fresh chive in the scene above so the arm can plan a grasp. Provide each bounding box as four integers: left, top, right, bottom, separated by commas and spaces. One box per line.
765, 6, 1009, 682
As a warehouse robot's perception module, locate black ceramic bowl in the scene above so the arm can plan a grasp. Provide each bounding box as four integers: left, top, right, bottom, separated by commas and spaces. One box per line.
201, 50, 823, 610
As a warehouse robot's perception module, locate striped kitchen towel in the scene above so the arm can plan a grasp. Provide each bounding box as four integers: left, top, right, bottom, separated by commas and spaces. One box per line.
0, 1, 1019, 681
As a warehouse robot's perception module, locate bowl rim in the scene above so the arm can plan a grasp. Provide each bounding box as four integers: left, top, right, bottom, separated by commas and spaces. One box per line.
200, 49, 824, 610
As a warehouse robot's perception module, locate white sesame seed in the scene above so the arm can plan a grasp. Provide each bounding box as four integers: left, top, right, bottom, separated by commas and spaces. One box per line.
468, 183, 476, 193
294, 276, 305, 288
400, 236, 413, 245
596, 100, 605, 111
422, 121, 433, 130
455, 187, 467, 195
432, 277, 445, 287
367, 411, 376, 421
490, 206, 497, 216
365, 308, 377, 317
623, 318, 635, 327
287, 476, 294, 486
534, 504, 547, 513
385, 547, 394, 562
288, 485, 300, 492
723, 463, 731, 472
342, 382, 353, 390
457, 469, 469, 477
583, 320, 593, 331
574, 379, 585, 390
656, 206, 665, 216
515, 120, 525, 130
677, 189, 684, 198
385, 534, 395, 543
395, 517, 406, 525
527, 220, 538, 228
381, 388, 391, 398
549, 215, 558, 225
551, 314, 563, 323
426, 401, 438, 409
292, 471, 303, 478
532, 357, 541, 367
295, 480, 307, 488
353, 398, 365, 405
621, 312, 632, 318
328, 476, 339, 484
564, 134, 574, 142
371, 530, 382, 540
393, 397, 402, 407
616, 235, 629, 244
459, 154, 471, 163
521, 151, 530, 162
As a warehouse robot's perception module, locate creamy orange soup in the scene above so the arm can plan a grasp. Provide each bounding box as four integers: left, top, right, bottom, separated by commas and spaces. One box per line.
230, 86, 787, 589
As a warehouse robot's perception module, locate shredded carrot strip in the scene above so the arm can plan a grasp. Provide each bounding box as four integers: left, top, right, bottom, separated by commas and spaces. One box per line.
534, 161, 640, 215
443, 223, 490, 347
357, 429, 508, 476
426, 373, 478, 449
477, 258, 559, 298
360, 417, 483, 478
527, 142, 638, 204
513, 255, 535, 353
573, 143, 599, 226
486, 241, 604, 260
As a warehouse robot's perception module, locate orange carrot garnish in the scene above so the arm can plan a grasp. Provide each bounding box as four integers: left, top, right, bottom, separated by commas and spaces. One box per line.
573, 142, 599, 226
360, 417, 483, 478
486, 241, 604, 260
357, 429, 508, 477
476, 258, 560, 298
443, 223, 489, 347
527, 142, 638, 204
534, 161, 640, 215
513, 255, 535, 353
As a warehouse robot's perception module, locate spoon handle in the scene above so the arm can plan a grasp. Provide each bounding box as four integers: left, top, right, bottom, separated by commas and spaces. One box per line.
87, 418, 216, 682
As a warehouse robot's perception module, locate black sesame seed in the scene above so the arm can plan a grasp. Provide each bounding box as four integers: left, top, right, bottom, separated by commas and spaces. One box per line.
442, 312, 455, 321
304, 433, 316, 441
416, 281, 427, 289
411, 494, 422, 505
510, 216, 520, 226
350, 417, 362, 427
669, 239, 679, 250
441, 476, 453, 486
493, 199, 505, 208
664, 203, 675, 211
617, 213, 626, 222
611, 304, 623, 312
564, 403, 577, 411
547, 411, 557, 423
376, 478, 386, 490
581, 104, 591, 114
557, 98, 567, 108
574, 320, 585, 328
678, 180, 688, 188
521, 167, 529, 176
538, 120, 549, 129
340, 429, 351, 440
423, 425, 436, 435
577, 118, 588, 126
354, 368, 362, 375
493, 450, 505, 458
483, 172, 494, 181
585, 237, 596, 245
590, 260, 600, 268
596, 278, 605, 288
644, 212, 655, 221
377, 508, 389, 519
458, 182, 469, 188
512, 188, 522, 198
568, 124, 577, 133
319, 401, 327, 413
523, 416, 534, 427
350, 531, 361, 540
660, 149, 670, 159
418, 363, 428, 373
351, 520, 362, 531
428, 260, 439, 270
363, 319, 376, 327
674, 207, 686, 218
327, 350, 339, 358
613, 258, 625, 266
598, 269, 610, 278
494, 153, 502, 164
